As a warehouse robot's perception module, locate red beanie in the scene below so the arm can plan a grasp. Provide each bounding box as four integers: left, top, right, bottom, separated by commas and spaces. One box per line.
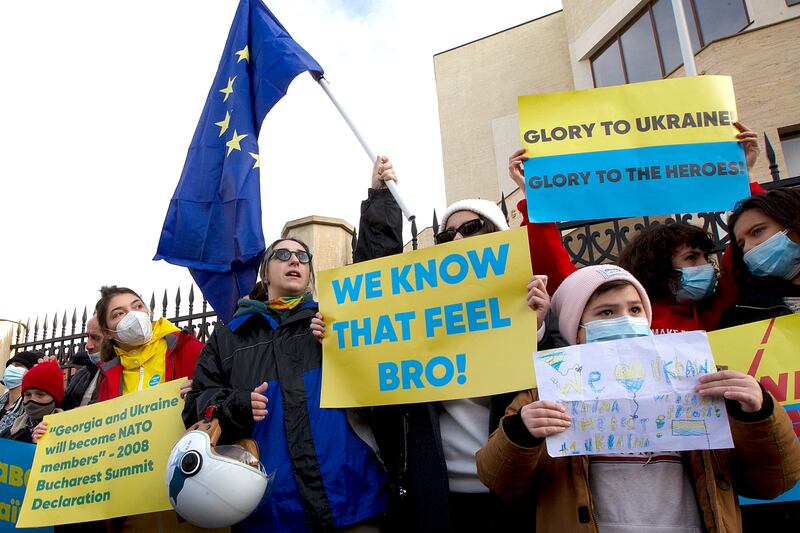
21, 360, 65, 406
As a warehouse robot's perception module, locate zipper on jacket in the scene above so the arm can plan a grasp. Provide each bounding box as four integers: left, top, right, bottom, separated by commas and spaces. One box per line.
734, 303, 791, 312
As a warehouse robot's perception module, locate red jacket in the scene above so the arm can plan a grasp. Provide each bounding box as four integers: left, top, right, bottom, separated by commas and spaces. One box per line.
97, 330, 203, 402
518, 198, 577, 293
520, 181, 766, 331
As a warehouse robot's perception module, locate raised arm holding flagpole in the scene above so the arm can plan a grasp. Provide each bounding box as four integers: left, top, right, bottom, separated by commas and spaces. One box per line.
155, 0, 414, 322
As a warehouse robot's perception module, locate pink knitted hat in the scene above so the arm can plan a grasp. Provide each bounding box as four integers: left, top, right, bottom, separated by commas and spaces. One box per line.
550, 264, 652, 345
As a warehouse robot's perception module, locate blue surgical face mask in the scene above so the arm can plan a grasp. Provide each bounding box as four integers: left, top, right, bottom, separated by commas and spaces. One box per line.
743, 229, 800, 281
674, 263, 717, 303
88, 351, 102, 365
2, 365, 26, 390
581, 316, 652, 343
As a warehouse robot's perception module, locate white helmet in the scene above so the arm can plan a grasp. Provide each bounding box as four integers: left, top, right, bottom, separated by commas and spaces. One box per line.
166, 419, 271, 528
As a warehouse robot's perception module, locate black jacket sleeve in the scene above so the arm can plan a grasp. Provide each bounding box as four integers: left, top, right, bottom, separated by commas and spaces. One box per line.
354, 188, 403, 263
182, 328, 254, 443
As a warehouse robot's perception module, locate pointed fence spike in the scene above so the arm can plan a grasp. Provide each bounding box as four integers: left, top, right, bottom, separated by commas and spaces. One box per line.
150, 292, 156, 314
432, 209, 439, 236
162, 290, 168, 318
351, 229, 358, 262
410, 215, 418, 251
175, 287, 182, 318
188, 285, 195, 315
764, 132, 781, 181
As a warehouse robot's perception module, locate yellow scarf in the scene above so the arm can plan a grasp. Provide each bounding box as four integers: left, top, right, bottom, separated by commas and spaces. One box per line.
115, 318, 180, 395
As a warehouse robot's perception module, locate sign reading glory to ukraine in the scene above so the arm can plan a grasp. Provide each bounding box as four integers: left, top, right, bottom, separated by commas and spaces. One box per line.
319, 227, 537, 407
519, 76, 750, 222
16, 380, 187, 528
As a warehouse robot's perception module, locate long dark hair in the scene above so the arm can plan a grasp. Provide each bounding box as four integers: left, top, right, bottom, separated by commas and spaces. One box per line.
251, 237, 315, 301
619, 222, 713, 301
95, 285, 144, 361
727, 188, 800, 282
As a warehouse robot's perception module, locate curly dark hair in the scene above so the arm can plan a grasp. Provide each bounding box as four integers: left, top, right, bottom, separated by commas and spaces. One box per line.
618, 222, 713, 301
727, 188, 800, 282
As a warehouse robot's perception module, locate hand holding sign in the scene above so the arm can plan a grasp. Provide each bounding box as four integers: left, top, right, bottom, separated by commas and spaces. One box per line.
734, 122, 759, 172
696, 370, 763, 413
508, 148, 528, 195
520, 400, 572, 438
311, 312, 325, 343
526, 275, 549, 328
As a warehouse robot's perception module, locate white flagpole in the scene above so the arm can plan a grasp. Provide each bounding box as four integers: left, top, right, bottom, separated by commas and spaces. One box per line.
671, 0, 698, 76
315, 75, 415, 222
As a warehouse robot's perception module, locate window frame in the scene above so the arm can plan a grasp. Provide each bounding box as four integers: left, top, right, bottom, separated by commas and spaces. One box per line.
590, 0, 750, 88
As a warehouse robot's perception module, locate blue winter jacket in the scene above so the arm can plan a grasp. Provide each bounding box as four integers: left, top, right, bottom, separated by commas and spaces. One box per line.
184, 298, 388, 532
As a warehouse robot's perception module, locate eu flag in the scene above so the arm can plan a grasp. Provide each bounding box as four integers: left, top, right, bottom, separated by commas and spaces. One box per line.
155, 0, 323, 322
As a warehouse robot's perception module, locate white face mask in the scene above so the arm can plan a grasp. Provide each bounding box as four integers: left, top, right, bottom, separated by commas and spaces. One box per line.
2, 365, 26, 389
111, 311, 153, 346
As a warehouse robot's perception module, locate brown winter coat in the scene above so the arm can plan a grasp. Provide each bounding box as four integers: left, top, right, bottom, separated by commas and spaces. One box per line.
476, 388, 800, 533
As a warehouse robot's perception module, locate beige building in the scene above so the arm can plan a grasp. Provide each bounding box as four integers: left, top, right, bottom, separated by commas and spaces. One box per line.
434, 0, 800, 215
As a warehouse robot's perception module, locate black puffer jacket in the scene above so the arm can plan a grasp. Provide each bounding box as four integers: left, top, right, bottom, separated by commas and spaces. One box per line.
717, 277, 799, 328
61, 351, 100, 411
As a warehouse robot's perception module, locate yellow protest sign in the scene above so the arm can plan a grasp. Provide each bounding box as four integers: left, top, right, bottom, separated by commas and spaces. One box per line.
708, 314, 800, 504
518, 75, 738, 157
709, 314, 800, 407
318, 226, 537, 407
518, 76, 749, 222
17, 379, 187, 527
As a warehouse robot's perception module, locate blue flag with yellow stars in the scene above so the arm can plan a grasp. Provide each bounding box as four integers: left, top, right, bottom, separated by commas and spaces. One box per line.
155, 0, 323, 322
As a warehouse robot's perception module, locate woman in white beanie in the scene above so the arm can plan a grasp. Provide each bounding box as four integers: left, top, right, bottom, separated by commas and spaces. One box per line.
477, 264, 800, 533
382, 197, 551, 532
313, 193, 551, 532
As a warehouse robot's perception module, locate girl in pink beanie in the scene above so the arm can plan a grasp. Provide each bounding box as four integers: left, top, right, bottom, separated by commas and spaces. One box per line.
477, 265, 799, 533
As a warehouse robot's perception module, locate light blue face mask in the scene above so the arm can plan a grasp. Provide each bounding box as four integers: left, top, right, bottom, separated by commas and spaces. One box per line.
581, 316, 652, 343
2, 365, 26, 390
743, 229, 800, 281
674, 263, 717, 303
88, 351, 102, 365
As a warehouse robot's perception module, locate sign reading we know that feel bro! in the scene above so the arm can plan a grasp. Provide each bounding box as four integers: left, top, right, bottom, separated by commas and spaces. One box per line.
519, 75, 750, 222
318, 226, 537, 407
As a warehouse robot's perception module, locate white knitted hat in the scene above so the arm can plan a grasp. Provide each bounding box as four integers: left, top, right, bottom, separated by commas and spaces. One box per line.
440, 199, 509, 232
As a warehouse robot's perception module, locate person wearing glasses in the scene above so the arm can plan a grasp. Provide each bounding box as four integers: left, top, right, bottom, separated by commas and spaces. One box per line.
185, 236, 389, 532
313, 184, 555, 531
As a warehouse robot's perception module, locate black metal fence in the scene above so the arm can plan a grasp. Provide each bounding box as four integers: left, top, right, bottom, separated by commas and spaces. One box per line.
8, 286, 217, 369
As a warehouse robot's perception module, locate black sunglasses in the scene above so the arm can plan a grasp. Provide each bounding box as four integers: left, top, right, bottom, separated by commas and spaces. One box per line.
435, 218, 485, 244
269, 248, 312, 264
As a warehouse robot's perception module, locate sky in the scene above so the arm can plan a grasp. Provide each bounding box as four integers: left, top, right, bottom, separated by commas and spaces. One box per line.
0, 0, 561, 327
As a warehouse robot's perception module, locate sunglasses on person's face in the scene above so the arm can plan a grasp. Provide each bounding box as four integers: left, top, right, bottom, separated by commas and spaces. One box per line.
434, 218, 485, 244
269, 248, 312, 264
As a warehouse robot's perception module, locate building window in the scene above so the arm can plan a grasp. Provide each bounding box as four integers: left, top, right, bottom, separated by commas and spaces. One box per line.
780, 130, 800, 178
591, 0, 749, 87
